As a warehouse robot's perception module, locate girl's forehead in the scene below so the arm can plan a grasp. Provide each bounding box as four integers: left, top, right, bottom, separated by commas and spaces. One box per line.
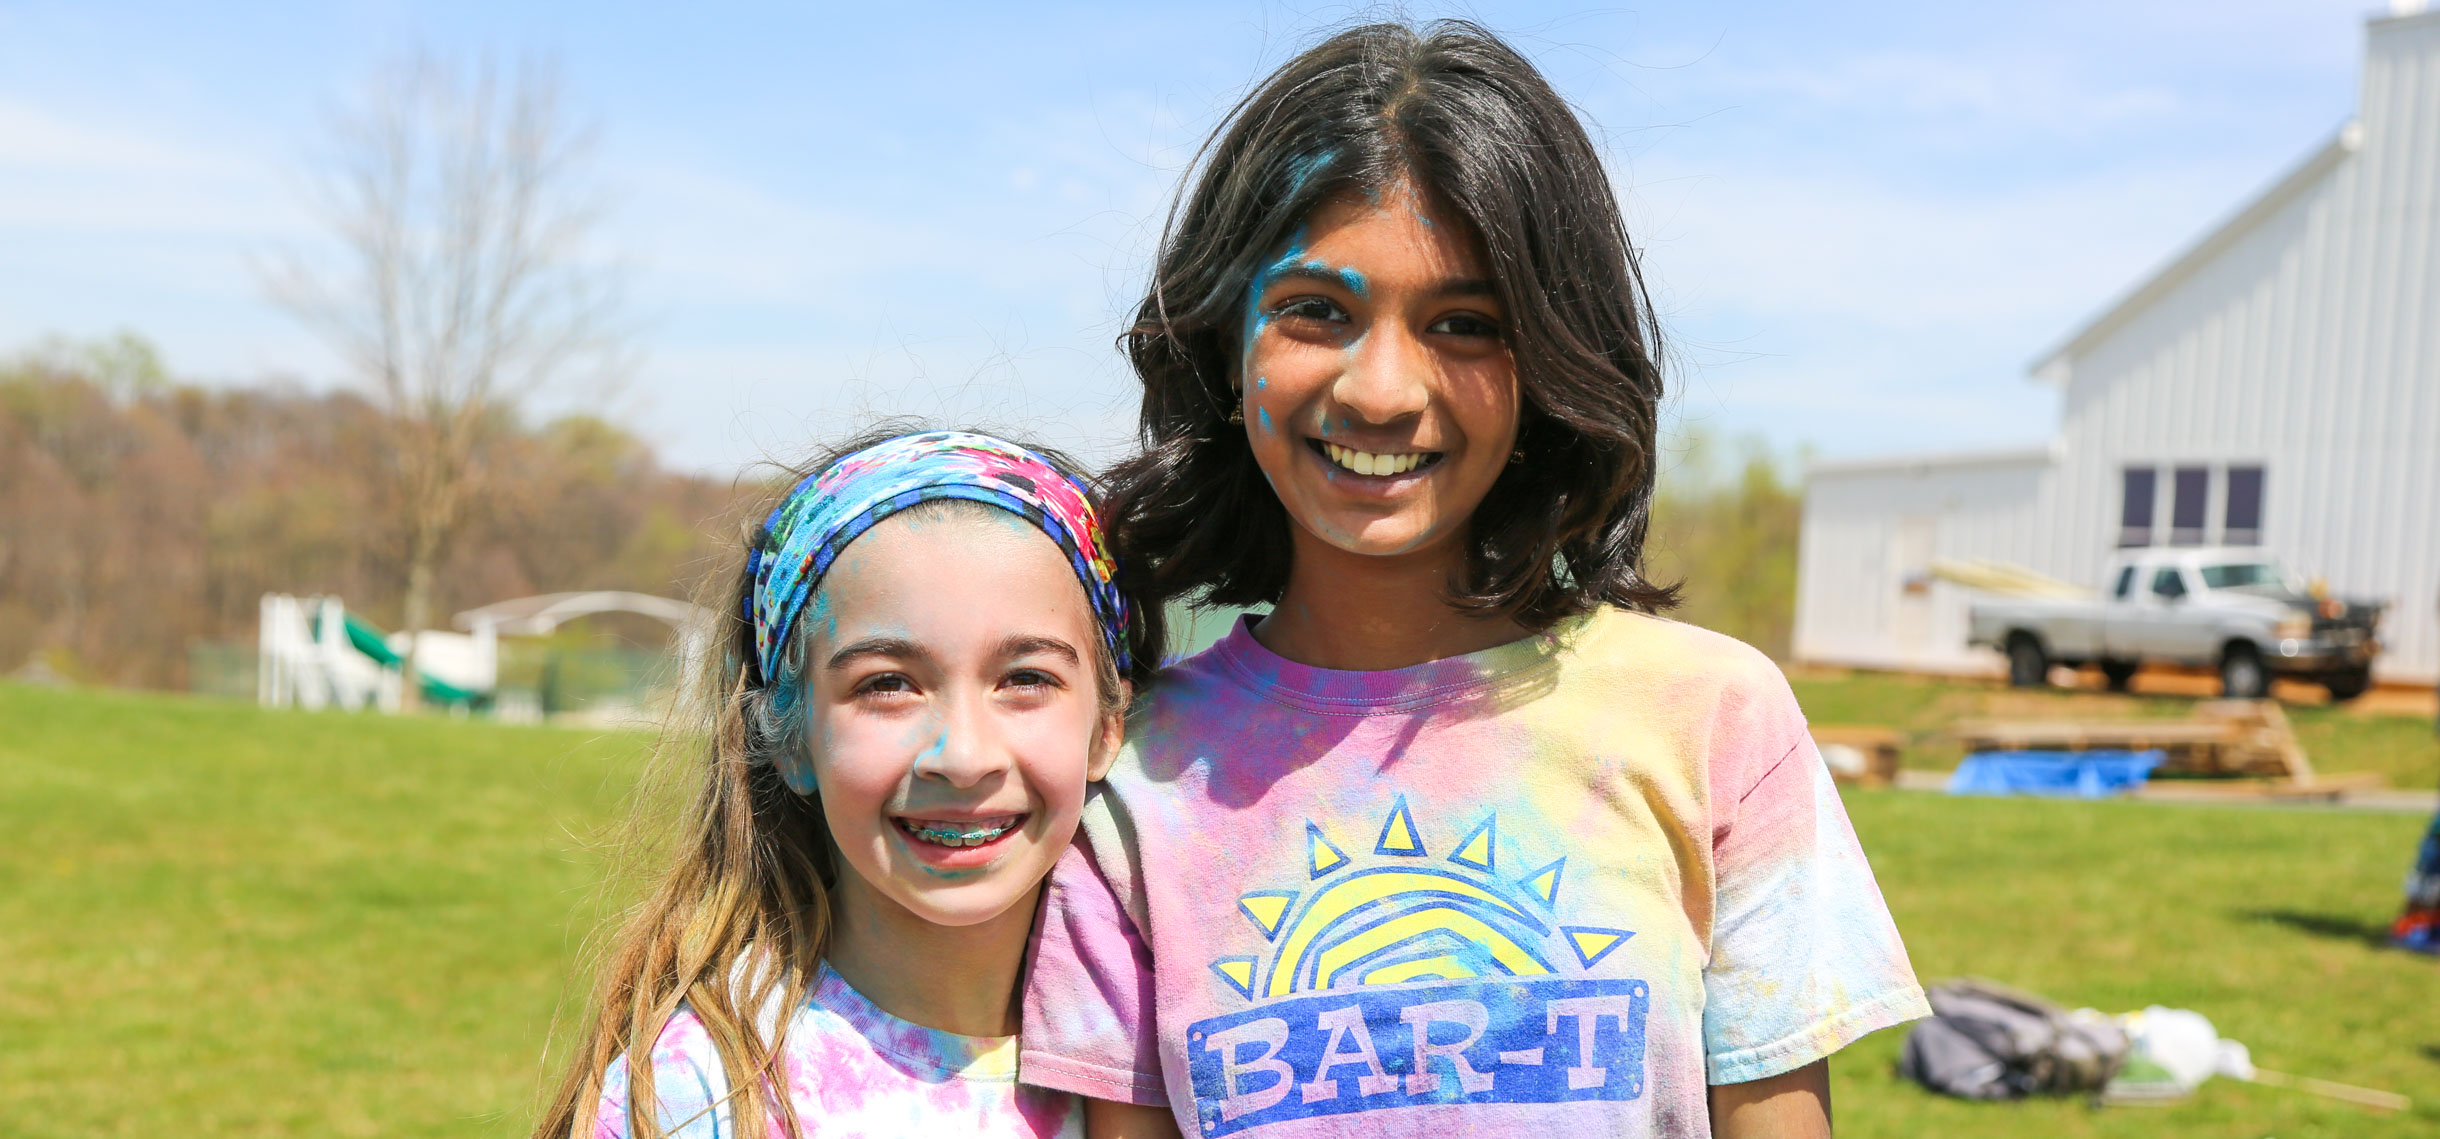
1294, 184, 1485, 274
811, 510, 1091, 633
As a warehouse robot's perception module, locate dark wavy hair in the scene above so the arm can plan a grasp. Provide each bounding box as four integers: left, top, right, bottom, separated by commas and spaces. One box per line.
1103, 19, 1675, 631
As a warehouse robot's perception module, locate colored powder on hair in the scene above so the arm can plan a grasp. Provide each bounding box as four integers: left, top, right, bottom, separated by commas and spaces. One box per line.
1284, 149, 1335, 199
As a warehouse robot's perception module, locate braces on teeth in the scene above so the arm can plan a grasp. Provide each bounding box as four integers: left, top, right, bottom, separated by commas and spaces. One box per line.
905, 821, 1015, 847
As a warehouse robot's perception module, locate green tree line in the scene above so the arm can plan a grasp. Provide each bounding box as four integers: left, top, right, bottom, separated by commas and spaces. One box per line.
0, 335, 749, 688
1646, 431, 1807, 659
1, 334, 1811, 688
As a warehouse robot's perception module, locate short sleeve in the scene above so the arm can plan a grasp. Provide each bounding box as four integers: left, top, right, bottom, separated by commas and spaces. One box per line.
1702, 732, 1930, 1084
592, 1013, 733, 1138
1019, 838, 1167, 1105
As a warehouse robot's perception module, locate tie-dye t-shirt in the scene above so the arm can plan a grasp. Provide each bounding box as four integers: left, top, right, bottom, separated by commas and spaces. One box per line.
1019, 608, 1927, 1137
596, 963, 1081, 1138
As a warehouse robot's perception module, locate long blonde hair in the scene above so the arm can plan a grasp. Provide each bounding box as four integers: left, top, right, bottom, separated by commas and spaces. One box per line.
534, 428, 1154, 1139
532, 586, 836, 1138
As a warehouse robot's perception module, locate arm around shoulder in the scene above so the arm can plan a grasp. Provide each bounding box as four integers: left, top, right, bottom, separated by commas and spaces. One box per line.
1019, 841, 1169, 1103
1084, 1098, 1183, 1139
1708, 1059, 1830, 1139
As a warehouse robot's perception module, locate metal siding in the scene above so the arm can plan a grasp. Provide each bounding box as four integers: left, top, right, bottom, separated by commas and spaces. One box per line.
1795, 13, 2440, 682
1796, 458, 2050, 673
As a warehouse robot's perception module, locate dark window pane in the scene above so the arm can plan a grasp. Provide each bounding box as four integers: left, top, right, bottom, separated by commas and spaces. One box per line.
2200, 562, 2281, 590
2225, 465, 2264, 545
2171, 466, 2209, 545
2114, 565, 2137, 599
2119, 467, 2156, 547
2152, 567, 2186, 598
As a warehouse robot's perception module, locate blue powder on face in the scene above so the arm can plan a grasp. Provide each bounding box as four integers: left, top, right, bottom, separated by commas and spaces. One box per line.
1293, 259, 1371, 302
804, 587, 839, 644
1241, 227, 1313, 378
1258, 406, 1274, 433
1248, 228, 1313, 316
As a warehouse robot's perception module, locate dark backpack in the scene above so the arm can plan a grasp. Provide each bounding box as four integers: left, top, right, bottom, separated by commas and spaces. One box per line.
1898, 979, 2129, 1100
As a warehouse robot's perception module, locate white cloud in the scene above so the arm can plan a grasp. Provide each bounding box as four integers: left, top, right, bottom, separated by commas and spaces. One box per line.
1630, 154, 2261, 334
0, 98, 244, 175
1693, 52, 2187, 136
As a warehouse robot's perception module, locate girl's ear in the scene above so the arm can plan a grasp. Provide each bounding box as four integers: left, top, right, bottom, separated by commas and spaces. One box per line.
775, 745, 820, 797
1086, 680, 1132, 782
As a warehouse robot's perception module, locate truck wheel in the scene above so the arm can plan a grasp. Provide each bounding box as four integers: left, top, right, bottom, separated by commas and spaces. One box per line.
2099, 659, 2139, 691
2219, 644, 2269, 699
2323, 667, 2371, 703
2006, 634, 2049, 688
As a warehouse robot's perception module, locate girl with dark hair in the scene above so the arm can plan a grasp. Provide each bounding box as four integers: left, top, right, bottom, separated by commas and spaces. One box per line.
536, 429, 1155, 1139
1018, 22, 1926, 1138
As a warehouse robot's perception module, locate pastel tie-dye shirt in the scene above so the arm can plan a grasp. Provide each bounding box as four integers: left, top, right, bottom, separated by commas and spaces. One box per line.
1020, 609, 1927, 1137
596, 963, 1082, 1138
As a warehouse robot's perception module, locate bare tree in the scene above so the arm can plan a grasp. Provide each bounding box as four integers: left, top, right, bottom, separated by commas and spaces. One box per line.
266, 52, 626, 710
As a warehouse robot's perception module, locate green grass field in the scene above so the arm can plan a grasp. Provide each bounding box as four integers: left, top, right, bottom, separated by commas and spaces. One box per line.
0, 684, 643, 1138
3, 682, 2436, 1136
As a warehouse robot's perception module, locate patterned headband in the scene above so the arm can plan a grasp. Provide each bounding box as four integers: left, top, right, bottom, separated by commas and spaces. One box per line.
746, 430, 1129, 685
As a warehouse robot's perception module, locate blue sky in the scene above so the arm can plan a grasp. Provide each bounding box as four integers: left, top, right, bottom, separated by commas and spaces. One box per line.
0, 1, 2383, 475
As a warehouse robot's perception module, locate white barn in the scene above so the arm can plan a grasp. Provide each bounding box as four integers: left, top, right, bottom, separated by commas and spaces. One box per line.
1794, 7, 2440, 686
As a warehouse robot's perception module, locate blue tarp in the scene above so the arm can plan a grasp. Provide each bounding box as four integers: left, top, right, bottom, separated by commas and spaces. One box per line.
1947, 749, 2164, 799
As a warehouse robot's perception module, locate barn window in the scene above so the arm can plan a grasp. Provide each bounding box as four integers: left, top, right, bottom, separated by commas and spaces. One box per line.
2170, 466, 2209, 546
2118, 467, 2157, 547
2224, 465, 2265, 546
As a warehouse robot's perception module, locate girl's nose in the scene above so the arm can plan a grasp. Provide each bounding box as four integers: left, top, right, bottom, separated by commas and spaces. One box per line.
1331, 321, 1432, 424
913, 699, 1010, 789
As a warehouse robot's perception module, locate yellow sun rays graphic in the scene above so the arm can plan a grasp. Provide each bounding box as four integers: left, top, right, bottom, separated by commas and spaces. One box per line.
1208, 796, 1633, 1002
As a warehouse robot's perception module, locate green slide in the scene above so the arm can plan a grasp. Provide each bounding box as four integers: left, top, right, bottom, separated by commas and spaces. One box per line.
340, 612, 483, 707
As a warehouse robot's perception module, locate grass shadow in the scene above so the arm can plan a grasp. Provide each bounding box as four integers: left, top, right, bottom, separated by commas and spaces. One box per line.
2241, 908, 2392, 947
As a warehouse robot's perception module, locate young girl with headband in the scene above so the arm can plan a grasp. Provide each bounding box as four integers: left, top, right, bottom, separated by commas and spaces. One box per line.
1020, 23, 1927, 1139
537, 428, 1156, 1139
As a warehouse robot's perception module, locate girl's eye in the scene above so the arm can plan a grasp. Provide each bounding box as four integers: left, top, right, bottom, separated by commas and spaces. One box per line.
1002, 668, 1063, 692
855, 673, 917, 698
1272, 295, 1348, 324
1428, 311, 1503, 339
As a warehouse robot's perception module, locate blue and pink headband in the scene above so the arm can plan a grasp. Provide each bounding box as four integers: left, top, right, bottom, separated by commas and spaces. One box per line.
746, 430, 1129, 684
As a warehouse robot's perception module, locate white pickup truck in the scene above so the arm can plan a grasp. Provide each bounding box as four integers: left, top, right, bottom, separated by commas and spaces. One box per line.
1965, 548, 2385, 700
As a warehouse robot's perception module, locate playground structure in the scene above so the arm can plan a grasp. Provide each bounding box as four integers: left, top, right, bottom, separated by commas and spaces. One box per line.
257, 590, 707, 717
257, 595, 491, 712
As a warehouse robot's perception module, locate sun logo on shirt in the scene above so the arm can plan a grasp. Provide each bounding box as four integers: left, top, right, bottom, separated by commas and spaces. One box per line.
1207, 796, 1633, 1003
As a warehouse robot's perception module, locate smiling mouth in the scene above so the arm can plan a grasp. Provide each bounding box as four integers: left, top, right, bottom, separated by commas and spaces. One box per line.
1312, 440, 1443, 477
893, 815, 1025, 849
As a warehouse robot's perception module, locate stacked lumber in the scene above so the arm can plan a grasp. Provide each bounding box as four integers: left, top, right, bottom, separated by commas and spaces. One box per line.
1950, 700, 2378, 798
1927, 557, 2091, 600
